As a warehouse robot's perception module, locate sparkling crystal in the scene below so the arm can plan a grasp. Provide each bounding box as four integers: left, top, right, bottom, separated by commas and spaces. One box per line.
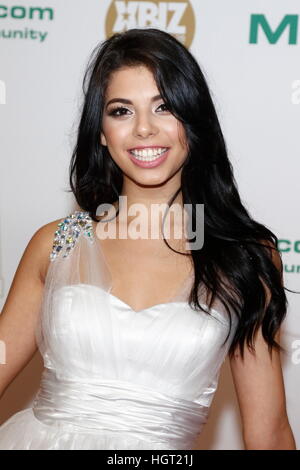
50, 210, 94, 261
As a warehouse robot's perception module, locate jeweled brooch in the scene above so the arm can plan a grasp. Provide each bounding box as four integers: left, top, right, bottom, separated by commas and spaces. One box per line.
50, 211, 94, 261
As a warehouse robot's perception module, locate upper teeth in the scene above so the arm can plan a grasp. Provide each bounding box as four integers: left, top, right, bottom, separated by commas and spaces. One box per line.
130, 147, 168, 158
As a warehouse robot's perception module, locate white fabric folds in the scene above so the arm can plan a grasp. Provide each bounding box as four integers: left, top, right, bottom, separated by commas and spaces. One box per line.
0, 211, 238, 450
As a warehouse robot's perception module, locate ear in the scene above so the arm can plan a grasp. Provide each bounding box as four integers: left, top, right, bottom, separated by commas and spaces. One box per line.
100, 132, 107, 146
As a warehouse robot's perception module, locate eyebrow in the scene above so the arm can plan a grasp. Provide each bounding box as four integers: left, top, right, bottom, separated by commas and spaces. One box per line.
105, 94, 162, 108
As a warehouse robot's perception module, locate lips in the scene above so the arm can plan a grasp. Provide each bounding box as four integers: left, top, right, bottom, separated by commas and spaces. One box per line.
127, 148, 170, 168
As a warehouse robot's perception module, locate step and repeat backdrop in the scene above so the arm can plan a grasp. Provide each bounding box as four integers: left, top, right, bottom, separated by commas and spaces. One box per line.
0, 0, 299, 449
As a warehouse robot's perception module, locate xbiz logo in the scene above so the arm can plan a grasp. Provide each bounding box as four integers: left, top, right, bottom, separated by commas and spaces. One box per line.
250, 14, 299, 44
105, 0, 195, 48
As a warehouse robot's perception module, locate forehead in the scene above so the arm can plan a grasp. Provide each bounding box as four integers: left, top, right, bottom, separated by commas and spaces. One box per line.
105, 65, 157, 94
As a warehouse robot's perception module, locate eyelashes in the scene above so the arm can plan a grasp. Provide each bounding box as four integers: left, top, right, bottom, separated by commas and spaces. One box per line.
107, 103, 169, 117
107, 106, 128, 117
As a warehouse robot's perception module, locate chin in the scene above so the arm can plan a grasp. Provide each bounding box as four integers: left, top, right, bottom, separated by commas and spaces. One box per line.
130, 171, 175, 186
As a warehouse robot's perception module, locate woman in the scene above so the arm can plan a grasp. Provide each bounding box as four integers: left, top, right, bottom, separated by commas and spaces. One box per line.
0, 28, 297, 450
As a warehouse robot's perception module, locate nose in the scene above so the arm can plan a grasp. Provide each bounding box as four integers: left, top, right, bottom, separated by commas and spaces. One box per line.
133, 111, 159, 139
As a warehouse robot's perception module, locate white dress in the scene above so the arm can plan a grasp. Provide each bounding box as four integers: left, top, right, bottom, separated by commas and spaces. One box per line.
0, 210, 238, 450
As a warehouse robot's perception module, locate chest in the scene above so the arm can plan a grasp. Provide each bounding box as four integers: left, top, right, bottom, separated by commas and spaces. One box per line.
96, 234, 193, 312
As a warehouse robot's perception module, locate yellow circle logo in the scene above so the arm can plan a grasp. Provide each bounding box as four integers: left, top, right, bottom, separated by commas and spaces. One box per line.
105, 0, 195, 48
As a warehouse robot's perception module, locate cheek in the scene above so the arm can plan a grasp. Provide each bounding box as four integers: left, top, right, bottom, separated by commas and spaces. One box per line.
102, 121, 129, 148
165, 120, 186, 148
177, 125, 188, 151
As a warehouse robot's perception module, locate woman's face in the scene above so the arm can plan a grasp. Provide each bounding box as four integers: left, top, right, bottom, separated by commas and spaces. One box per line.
100, 65, 188, 187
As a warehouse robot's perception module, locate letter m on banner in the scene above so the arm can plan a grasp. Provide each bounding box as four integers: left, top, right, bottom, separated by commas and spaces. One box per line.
249, 14, 298, 44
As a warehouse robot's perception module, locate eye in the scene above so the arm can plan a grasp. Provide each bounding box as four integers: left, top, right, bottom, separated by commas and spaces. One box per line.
107, 106, 130, 117
107, 103, 170, 117
157, 103, 169, 112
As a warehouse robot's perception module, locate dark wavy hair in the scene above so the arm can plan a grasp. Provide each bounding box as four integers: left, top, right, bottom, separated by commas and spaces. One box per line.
68, 28, 298, 361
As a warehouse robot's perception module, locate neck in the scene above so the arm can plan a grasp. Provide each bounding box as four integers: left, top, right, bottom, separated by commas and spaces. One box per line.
110, 179, 185, 238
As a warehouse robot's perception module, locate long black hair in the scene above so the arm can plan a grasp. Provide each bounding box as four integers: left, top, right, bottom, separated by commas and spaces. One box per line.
68, 28, 298, 360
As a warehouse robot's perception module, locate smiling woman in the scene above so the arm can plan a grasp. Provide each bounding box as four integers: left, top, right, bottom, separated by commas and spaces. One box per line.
100, 65, 188, 175
0, 28, 297, 450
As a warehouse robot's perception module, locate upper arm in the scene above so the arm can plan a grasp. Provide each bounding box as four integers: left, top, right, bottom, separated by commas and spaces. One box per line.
0, 219, 60, 398
229, 239, 289, 443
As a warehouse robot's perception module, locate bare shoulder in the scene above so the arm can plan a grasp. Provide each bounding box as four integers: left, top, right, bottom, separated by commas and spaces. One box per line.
0, 215, 65, 397
29, 216, 66, 284
34, 211, 92, 282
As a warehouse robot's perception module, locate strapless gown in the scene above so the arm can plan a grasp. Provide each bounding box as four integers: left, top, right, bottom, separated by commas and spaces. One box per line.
0, 210, 238, 450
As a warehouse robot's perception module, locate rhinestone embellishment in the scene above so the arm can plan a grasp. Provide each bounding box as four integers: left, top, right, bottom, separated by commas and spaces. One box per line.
50, 211, 94, 261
